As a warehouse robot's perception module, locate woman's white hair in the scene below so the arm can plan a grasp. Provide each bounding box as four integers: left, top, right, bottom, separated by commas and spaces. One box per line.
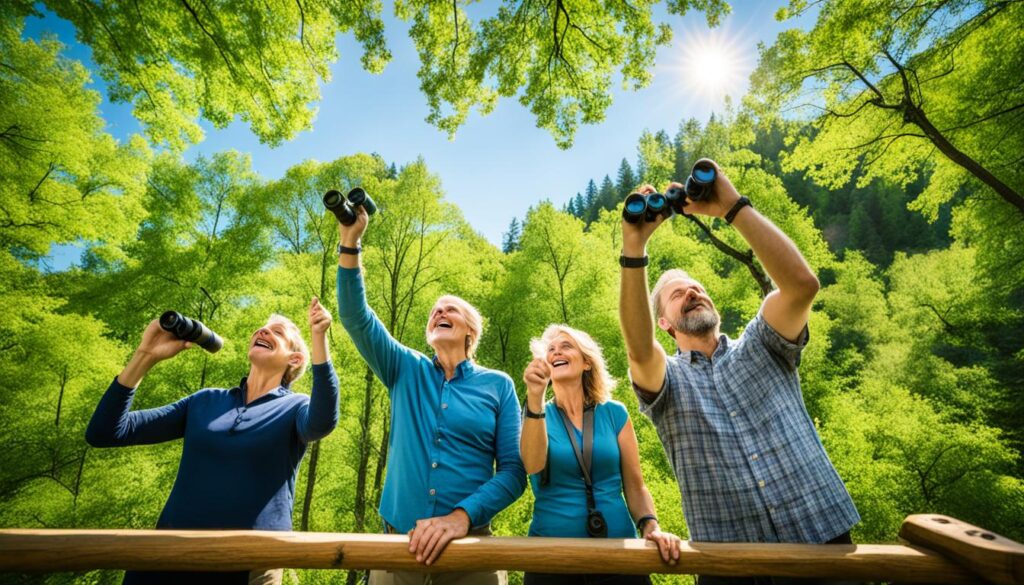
268, 314, 309, 386
425, 295, 485, 360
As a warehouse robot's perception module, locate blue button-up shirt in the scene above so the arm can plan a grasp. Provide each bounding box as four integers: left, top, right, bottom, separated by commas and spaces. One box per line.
85, 363, 340, 530
634, 314, 859, 543
337, 266, 526, 533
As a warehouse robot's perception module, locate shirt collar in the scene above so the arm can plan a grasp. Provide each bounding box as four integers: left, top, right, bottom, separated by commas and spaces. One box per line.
236, 376, 291, 400
431, 356, 474, 379
677, 333, 731, 363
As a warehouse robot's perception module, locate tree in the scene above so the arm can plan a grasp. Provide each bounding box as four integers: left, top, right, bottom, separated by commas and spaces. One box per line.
636, 129, 675, 186
8, 0, 388, 149
501, 217, 521, 253
402, 0, 730, 148
616, 157, 637, 200
748, 1, 1024, 218
13, 0, 733, 150
0, 14, 150, 258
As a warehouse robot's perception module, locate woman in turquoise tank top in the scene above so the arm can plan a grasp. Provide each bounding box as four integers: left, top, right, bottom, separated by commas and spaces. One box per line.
521, 324, 681, 585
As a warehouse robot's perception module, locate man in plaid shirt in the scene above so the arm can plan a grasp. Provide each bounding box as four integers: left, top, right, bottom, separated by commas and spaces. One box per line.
618, 163, 859, 585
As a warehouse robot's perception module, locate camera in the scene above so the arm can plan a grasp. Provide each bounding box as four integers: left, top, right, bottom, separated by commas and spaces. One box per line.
159, 311, 223, 353
586, 508, 608, 538
666, 158, 718, 214
323, 187, 378, 226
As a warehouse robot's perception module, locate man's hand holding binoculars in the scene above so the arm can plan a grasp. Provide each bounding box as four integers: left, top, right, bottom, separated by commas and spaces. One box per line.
665, 160, 741, 221
621, 160, 744, 257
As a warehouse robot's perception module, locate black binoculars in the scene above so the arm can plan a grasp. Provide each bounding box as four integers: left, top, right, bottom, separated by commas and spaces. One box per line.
622, 159, 718, 223
323, 187, 377, 226
159, 311, 223, 353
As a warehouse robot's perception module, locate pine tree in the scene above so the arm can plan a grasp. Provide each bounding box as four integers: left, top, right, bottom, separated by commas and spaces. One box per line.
616, 158, 636, 200
502, 217, 522, 253
595, 175, 617, 220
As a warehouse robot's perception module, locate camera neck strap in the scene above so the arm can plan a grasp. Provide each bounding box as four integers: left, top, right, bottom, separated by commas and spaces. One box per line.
557, 403, 596, 509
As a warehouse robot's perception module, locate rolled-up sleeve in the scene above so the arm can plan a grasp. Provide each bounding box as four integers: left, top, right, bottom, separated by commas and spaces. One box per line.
748, 313, 809, 370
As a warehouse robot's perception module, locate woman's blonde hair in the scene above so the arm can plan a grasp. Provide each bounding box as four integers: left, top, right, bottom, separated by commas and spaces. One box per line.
267, 314, 309, 386
425, 295, 485, 360
530, 324, 615, 406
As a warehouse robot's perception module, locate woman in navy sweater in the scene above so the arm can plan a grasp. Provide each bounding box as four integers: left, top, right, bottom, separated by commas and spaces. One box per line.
86, 297, 340, 585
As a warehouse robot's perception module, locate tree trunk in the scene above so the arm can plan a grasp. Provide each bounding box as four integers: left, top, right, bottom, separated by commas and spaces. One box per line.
352, 366, 376, 534
299, 440, 320, 531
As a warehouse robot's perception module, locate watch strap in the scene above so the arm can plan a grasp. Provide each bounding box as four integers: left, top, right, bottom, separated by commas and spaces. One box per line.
619, 255, 649, 268
725, 196, 752, 224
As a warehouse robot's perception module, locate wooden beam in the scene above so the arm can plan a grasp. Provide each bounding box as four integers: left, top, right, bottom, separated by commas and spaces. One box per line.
900, 514, 1024, 585
0, 529, 978, 582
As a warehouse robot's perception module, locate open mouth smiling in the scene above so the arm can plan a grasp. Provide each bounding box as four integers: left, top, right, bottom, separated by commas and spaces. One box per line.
253, 338, 272, 350
551, 359, 569, 368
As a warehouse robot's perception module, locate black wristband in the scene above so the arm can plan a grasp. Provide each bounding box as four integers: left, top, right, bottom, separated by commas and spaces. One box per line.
724, 196, 752, 224
636, 514, 658, 531
619, 255, 649, 268
337, 243, 362, 255
524, 404, 546, 419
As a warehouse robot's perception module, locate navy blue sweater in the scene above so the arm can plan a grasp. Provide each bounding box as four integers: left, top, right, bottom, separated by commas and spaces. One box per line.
86, 362, 339, 582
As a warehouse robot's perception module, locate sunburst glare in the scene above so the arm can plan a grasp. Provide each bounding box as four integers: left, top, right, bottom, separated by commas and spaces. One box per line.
659, 25, 753, 112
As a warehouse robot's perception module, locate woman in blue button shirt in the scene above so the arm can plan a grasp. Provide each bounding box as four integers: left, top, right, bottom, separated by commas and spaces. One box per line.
521, 324, 681, 585
85, 297, 340, 585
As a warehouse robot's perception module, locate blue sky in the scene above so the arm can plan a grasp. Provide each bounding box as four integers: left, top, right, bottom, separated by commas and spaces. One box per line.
28, 1, 812, 258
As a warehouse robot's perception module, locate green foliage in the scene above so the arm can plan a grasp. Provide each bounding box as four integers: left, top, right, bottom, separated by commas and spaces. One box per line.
0, 13, 150, 257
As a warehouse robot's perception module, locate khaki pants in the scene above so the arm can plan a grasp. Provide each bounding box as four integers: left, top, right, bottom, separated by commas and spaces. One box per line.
248, 568, 285, 585
369, 524, 505, 585
368, 569, 507, 585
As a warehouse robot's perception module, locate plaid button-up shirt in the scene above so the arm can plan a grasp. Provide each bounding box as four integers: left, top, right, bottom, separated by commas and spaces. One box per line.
634, 314, 859, 543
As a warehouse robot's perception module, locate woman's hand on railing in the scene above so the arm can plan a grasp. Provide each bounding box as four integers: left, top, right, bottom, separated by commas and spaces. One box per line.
642, 521, 681, 565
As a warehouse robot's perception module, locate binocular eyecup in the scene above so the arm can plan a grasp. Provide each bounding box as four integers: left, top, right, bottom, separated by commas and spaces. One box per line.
159, 311, 223, 353
622, 192, 671, 224
323, 187, 377, 226
626, 158, 719, 221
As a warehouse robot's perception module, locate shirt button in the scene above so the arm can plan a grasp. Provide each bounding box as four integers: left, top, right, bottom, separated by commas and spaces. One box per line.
751, 454, 759, 461
442, 403, 448, 409
768, 506, 775, 513
758, 480, 766, 488
429, 488, 436, 496
431, 462, 438, 469
729, 411, 737, 418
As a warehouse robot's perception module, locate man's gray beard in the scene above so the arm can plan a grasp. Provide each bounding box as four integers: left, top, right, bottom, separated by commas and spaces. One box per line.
674, 308, 720, 336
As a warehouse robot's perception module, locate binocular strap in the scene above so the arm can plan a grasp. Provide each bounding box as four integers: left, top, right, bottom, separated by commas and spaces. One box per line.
557, 404, 597, 512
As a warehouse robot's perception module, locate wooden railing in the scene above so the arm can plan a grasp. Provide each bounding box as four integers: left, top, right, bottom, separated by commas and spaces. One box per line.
1, 515, 1021, 584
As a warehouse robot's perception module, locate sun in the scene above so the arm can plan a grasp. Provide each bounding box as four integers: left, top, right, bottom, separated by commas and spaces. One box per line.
661, 27, 751, 108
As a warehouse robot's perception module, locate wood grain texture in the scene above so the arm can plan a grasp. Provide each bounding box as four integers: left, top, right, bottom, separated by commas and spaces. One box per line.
900, 514, 1024, 585
0, 529, 980, 582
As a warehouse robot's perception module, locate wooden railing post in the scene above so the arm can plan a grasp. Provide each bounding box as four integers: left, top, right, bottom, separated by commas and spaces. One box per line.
900, 515, 1024, 585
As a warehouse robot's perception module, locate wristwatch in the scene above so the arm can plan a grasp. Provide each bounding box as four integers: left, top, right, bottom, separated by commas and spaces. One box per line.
724, 196, 752, 224
524, 405, 546, 419
619, 255, 649, 268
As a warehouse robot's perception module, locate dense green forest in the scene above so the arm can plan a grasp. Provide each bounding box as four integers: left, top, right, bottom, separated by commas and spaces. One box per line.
2, 1, 1022, 584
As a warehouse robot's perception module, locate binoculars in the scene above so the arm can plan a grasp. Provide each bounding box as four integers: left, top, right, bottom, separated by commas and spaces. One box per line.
159, 311, 223, 353
323, 187, 378, 226
622, 159, 718, 223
